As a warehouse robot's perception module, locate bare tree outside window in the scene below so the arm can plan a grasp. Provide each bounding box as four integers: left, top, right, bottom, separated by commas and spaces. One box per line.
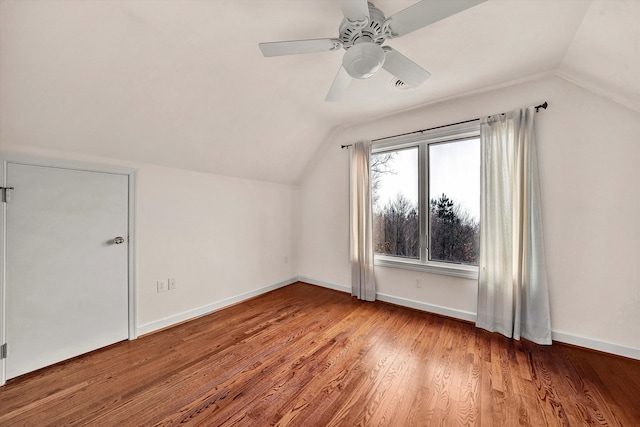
371, 151, 395, 207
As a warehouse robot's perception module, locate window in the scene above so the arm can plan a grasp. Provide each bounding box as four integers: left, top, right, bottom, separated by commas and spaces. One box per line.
371, 123, 480, 279
372, 147, 419, 259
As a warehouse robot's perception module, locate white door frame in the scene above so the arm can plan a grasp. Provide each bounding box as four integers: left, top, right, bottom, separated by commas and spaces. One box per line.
0, 153, 137, 386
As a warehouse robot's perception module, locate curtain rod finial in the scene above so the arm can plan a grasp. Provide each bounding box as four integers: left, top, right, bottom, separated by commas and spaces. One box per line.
535, 101, 548, 112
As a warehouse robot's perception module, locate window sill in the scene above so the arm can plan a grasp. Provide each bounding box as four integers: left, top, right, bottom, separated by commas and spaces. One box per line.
374, 256, 479, 280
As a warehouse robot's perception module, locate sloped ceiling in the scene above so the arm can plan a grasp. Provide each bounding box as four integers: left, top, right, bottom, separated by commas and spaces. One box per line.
0, 0, 638, 184
558, 0, 640, 112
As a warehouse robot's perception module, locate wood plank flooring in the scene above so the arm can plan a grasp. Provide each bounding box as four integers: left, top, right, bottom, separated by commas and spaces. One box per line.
1, 282, 638, 426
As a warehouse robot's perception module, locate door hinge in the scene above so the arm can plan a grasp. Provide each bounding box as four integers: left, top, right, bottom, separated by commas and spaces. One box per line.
0, 343, 7, 359
1, 186, 14, 203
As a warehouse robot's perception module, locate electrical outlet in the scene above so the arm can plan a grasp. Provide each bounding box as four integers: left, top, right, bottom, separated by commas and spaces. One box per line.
415, 278, 422, 289
157, 280, 167, 293
284, 256, 288, 264
168, 278, 176, 290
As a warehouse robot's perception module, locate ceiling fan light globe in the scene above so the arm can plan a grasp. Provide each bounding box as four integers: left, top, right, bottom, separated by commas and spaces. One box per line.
342, 42, 385, 79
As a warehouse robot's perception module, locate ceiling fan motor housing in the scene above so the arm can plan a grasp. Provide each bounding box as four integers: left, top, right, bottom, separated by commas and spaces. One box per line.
339, 2, 387, 48
339, 3, 388, 79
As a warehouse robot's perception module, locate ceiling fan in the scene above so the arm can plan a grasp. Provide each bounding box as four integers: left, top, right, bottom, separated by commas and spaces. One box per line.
259, 0, 486, 102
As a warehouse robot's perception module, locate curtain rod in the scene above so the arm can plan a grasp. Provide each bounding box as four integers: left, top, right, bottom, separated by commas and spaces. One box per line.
341, 101, 548, 149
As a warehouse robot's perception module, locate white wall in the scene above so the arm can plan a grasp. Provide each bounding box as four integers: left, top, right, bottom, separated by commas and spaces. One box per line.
136, 164, 298, 329
0, 144, 299, 335
298, 75, 640, 356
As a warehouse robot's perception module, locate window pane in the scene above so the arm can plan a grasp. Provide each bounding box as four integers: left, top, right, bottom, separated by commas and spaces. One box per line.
372, 147, 419, 259
429, 139, 480, 265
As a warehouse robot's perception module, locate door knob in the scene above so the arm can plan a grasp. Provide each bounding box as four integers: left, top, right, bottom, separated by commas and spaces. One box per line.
113, 236, 125, 245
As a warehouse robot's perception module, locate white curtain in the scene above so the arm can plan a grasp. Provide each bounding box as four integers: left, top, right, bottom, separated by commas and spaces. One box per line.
350, 141, 376, 301
477, 107, 552, 344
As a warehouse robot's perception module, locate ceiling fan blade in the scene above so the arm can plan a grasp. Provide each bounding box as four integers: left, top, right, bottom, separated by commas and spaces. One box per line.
325, 66, 352, 102
382, 48, 431, 88
259, 38, 342, 57
340, 0, 370, 21
388, 0, 486, 37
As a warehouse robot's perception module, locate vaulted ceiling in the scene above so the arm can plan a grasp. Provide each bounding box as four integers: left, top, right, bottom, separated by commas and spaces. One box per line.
1, 0, 638, 184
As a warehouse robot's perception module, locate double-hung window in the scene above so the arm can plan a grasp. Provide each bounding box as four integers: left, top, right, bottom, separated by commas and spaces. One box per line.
371, 122, 480, 279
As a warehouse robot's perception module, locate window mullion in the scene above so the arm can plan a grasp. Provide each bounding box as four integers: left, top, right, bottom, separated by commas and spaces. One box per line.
419, 143, 428, 264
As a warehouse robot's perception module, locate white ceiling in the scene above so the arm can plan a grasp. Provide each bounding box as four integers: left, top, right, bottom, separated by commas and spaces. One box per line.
1, 0, 638, 184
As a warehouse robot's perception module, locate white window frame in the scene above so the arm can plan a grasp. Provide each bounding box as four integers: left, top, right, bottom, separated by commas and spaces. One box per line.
371, 121, 480, 280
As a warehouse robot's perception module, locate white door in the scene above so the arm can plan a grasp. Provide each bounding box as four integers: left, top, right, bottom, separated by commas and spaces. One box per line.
4, 161, 131, 380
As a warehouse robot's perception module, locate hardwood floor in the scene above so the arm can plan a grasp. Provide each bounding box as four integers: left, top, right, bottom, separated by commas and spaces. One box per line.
1, 282, 638, 426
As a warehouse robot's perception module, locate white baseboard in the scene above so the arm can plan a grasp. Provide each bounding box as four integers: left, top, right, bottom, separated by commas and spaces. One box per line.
299, 277, 640, 360
551, 330, 640, 360
376, 292, 478, 323
137, 277, 298, 336
299, 276, 476, 322
298, 276, 351, 294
